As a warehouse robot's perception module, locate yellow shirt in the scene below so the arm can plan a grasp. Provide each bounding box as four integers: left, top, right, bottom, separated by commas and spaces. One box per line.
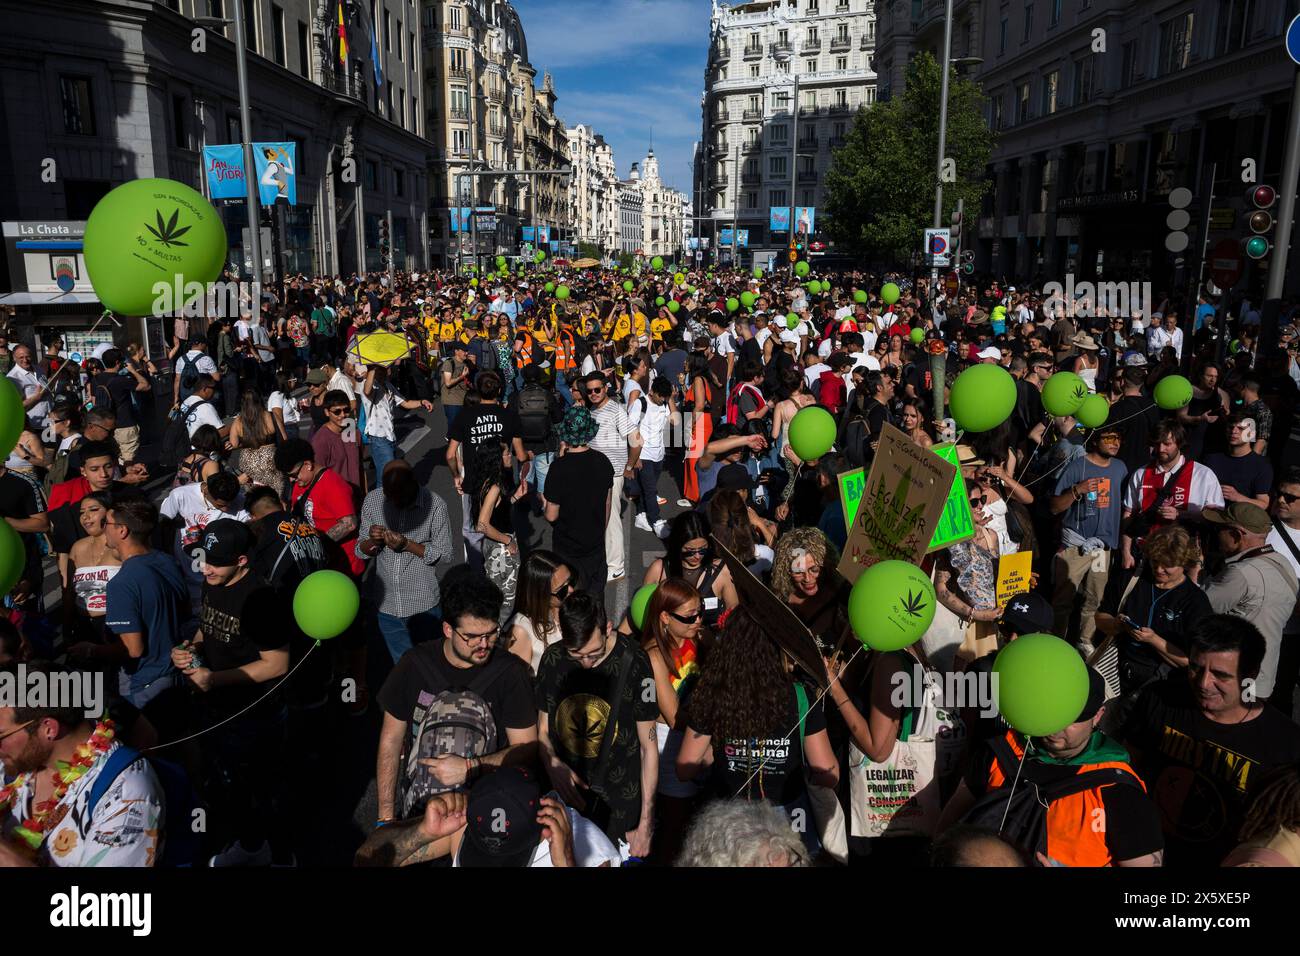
612, 314, 633, 342
650, 317, 673, 341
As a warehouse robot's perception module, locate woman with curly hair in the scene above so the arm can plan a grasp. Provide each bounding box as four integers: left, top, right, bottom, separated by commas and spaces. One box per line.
677, 606, 838, 846
770, 527, 850, 657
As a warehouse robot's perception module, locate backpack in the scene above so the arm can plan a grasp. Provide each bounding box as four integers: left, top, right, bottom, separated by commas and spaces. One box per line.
725, 382, 764, 434
87, 746, 204, 867
961, 735, 1144, 863
517, 385, 552, 445
397, 654, 515, 818
477, 339, 500, 374
159, 398, 211, 470
43, 445, 74, 495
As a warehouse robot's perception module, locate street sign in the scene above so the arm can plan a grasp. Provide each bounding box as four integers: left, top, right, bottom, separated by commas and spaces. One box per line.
1287, 14, 1300, 65
1209, 237, 1243, 288
695, 251, 703, 262
788, 250, 798, 262
925, 228, 951, 266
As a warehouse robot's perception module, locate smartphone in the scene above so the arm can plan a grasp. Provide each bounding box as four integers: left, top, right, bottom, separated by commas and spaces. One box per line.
1118, 614, 1138, 631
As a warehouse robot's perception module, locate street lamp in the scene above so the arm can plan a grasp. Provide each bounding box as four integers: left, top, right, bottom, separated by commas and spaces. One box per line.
774, 49, 800, 275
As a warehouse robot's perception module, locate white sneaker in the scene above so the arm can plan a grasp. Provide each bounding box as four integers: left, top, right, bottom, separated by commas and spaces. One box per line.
653, 519, 669, 539
634, 514, 653, 533
210, 839, 272, 867
676, 499, 692, 508
607, 569, 625, 582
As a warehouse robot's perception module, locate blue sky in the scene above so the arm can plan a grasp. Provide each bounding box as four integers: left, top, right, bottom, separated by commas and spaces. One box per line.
515, 0, 712, 194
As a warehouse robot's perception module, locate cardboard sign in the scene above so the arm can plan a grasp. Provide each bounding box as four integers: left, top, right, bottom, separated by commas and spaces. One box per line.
837, 424, 956, 584
712, 536, 828, 691
996, 550, 1033, 606
927, 443, 976, 552
839, 466, 866, 529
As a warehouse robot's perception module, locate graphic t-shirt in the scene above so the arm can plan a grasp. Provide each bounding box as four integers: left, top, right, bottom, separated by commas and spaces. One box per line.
1100, 570, 1213, 688
447, 404, 522, 456
535, 635, 658, 839
159, 483, 250, 598
690, 682, 825, 809
1053, 455, 1128, 548
199, 571, 291, 717
1122, 677, 1300, 866
290, 468, 363, 576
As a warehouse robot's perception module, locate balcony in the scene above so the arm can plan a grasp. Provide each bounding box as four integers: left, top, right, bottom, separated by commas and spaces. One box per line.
448, 65, 470, 80
449, 106, 469, 120
321, 71, 365, 100
486, 89, 504, 104
511, 107, 524, 120
742, 107, 763, 121
489, 122, 506, 137
715, 44, 731, 62
828, 135, 846, 148
799, 104, 820, 116
860, 35, 872, 50
741, 171, 761, 184
743, 43, 763, 59
797, 169, 818, 183
770, 41, 793, 57
830, 36, 852, 52
801, 39, 822, 53
742, 140, 762, 153
798, 135, 818, 148
836, 0, 850, 9
714, 174, 729, 186
829, 101, 851, 113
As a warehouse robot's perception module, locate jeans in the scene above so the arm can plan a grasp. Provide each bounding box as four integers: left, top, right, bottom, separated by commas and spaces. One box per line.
461, 492, 485, 573
635, 458, 663, 525
221, 369, 240, 417
369, 435, 398, 480
554, 370, 575, 409
376, 609, 441, 665
445, 404, 462, 435
529, 451, 555, 495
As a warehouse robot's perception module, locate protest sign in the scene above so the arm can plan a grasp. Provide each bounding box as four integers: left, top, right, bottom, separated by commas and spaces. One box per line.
839, 467, 865, 528
996, 550, 1033, 606
927, 443, 976, 552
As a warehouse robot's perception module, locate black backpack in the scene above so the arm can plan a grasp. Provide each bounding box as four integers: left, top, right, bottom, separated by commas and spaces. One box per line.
517, 385, 551, 444
160, 399, 212, 470
961, 735, 1144, 864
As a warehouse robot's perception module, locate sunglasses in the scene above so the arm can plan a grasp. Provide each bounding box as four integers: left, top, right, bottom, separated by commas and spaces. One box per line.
669, 608, 703, 624
327, 407, 349, 415
681, 546, 710, 557
585, 386, 605, 394
1279, 491, 1300, 504
551, 577, 575, 597
0, 719, 35, 744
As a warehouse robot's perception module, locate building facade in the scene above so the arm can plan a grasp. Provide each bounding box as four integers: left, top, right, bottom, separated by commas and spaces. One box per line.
636, 149, 686, 260
565, 123, 620, 254
696, 0, 878, 265
619, 165, 644, 255
875, 0, 1300, 296
0, 0, 431, 303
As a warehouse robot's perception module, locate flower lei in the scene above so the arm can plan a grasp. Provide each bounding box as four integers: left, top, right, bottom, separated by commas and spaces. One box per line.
0, 719, 115, 851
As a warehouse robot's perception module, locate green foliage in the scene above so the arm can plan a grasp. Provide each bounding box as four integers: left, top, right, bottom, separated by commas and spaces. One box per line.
823, 52, 995, 262
577, 241, 603, 261
616, 251, 636, 271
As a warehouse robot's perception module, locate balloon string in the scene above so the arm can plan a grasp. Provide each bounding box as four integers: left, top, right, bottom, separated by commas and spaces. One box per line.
998, 736, 1034, 835
143, 641, 318, 753
30, 310, 115, 403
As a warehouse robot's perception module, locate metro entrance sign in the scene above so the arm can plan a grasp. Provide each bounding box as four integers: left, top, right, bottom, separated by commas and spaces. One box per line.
1209, 238, 1243, 289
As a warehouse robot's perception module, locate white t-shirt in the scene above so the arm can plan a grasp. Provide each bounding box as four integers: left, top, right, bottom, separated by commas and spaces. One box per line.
637, 400, 671, 463
817, 337, 835, 359
850, 352, 881, 373
7, 365, 49, 425
452, 800, 622, 868
834, 305, 854, 322
1122, 457, 1225, 516
804, 363, 830, 389
160, 482, 250, 594
177, 349, 218, 382
712, 330, 736, 357
180, 394, 223, 438
269, 390, 301, 425
328, 369, 356, 402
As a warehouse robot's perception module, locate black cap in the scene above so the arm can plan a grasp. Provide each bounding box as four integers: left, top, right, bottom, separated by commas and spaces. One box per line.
715, 463, 754, 492
457, 767, 542, 868
198, 518, 253, 567
999, 592, 1054, 636
1076, 667, 1108, 723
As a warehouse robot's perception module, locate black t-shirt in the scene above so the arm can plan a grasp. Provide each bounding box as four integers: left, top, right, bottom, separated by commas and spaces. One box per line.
738, 335, 763, 368
1100, 570, 1213, 690
1204, 452, 1273, 502
654, 348, 688, 388
690, 681, 825, 808
964, 733, 1164, 864
198, 571, 291, 716
535, 634, 658, 837
1110, 393, 1163, 475
544, 449, 614, 560
91, 371, 137, 428
448, 403, 521, 455
1012, 378, 1044, 445
1122, 677, 1300, 866
0, 472, 43, 594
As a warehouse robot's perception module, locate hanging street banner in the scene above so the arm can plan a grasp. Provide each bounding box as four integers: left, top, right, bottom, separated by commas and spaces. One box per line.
202, 145, 247, 200
927, 443, 976, 552
203, 142, 297, 205
449, 208, 472, 232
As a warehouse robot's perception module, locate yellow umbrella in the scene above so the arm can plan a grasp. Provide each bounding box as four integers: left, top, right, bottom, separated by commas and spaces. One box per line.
347, 331, 412, 367
572, 257, 600, 268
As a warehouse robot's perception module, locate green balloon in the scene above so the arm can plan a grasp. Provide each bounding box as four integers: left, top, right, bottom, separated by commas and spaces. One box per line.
668, 300, 680, 313
0, 378, 21, 461
881, 282, 901, 305
1042, 371, 1089, 417
787, 406, 836, 461
656, 296, 666, 307
83, 178, 226, 316
1154, 374, 1193, 411
651, 256, 664, 270
806, 280, 821, 294
786, 313, 799, 330
794, 260, 810, 277
544, 282, 555, 293
740, 291, 756, 308
629, 584, 658, 630
487, 273, 496, 281
623, 280, 634, 292
909, 327, 925, 344
556, 285, 571, 300
993, 634, 1090, 736
496, 255, 506, 266
0, 521, 23, 597
292, 570, 360, 641
848, 560, 936, 651
1075, 393, 1110, 429
853, 289, 868, 304
469, 278, 478, 287
675, 272, 686, 284
949, 364, 1017, 434
535, 250, 546, 262
726, 297, 740, 312
753, 267, 763, 279
685, 285, 695, 293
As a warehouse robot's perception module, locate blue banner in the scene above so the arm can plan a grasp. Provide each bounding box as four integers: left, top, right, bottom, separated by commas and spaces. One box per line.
521, 226, 535, 243
536, 226, 550, 244
769, 206, 791, 233
719, 229, 749, 248
203, 145, 247, 200
794, 206, 816, 235
253, 142, 296, 205
548, 240, 559, 252
449, 207, 472, 232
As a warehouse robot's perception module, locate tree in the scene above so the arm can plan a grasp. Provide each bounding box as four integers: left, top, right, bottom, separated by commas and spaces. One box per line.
577, 241, 603, 261
616, 251, 636, 271
824, 52, 995, 263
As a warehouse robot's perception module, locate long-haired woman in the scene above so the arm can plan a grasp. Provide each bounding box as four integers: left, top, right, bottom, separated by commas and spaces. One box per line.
61, 492, 121, 648
681, 352, 715, 503
174, 423, 225, 489
508, 549, 576, 672
708, 487, 775, 572
640, 511, 737, 633
469, 437, 521, 621
229, 387, 286, 490
641, 577, 706, 864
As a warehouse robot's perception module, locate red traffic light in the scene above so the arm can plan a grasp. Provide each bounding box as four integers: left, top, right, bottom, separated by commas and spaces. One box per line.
1250, 185, 1276, 209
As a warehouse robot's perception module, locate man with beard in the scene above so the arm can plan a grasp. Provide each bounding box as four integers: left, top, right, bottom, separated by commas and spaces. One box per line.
1049, 428, 1127, 652
374, 567, 536, 827
0, 662, 165, 866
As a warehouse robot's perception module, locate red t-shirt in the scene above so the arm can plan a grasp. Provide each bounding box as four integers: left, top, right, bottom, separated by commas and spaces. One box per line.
47, 477, 92, 512
290, 468, 364, 576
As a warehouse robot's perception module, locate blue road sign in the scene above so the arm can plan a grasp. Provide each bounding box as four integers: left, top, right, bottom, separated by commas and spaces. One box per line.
1287, 14, 1300, 66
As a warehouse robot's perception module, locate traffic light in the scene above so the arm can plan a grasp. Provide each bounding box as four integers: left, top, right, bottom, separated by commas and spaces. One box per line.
1244, 184, 1276, 261
379, 218, 391, 258
950, 209, 962, 261
961, 249, 975, 275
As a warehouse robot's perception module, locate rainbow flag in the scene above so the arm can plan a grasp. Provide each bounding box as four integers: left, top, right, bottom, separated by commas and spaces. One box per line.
337, 1, 348, 66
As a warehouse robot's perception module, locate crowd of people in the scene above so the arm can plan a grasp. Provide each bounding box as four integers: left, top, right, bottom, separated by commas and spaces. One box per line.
3, 261, 1300, 870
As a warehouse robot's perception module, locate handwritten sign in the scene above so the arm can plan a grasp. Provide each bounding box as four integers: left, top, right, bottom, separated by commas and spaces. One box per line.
996, 550, 1033, 606
837, 424, 955, 584
927, 442, 976, 552
839, 467, 866, 529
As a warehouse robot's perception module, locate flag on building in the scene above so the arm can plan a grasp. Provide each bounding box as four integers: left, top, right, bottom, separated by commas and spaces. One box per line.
370, 9, 383, 87
337, 1, 348, 66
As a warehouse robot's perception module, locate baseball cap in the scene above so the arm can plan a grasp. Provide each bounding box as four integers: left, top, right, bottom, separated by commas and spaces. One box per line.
199, 518, 254, 567
977, 346, 1001, 360
716, 463, 754, 492
457, 767, 543, 868
999, 593, 1053, 636
1202, 501, 1271, 535
306, 369, 327, 384
1075, 667, 1108, 724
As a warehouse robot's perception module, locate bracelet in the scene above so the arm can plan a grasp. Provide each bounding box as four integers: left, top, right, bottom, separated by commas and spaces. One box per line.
374, 819, 393, 830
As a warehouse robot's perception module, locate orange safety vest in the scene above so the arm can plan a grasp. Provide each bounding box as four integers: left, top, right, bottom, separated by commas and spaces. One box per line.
515, 331, 536, 370
986, 731, 1146, 868
554, 328, 578, 371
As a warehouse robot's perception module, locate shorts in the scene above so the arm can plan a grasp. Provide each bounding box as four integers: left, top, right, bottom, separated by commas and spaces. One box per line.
114, 425, 141, 462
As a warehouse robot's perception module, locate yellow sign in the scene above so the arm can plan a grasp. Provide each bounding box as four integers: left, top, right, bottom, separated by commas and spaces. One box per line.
995, 551, 1033, 606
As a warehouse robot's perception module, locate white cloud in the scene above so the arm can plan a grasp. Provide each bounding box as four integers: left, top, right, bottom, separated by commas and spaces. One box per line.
517, 0, 710, 68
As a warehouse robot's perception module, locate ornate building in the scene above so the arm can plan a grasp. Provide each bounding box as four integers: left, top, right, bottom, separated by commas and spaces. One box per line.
566, 124, 620, 255
636, 149, 685, 260
619, 165, 644, 255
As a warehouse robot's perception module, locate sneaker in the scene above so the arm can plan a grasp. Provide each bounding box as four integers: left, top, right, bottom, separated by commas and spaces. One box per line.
676, 499, 692, 508
607, 569, 625, 582
657, 497, 669, 506
210, 839, 272, 867
634, 514, 653, 533
653, 519, 669, 539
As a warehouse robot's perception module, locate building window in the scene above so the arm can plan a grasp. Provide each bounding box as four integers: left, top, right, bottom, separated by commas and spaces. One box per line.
243, 0, 257, 53
272, 4, 286, 65
836, 23, 849, 42
868, 20, 875, 40
171, 94, 188, 149
836, 55, 847, 70
59, 76, 95, 135
449, 5, 461, 29
1050, 0, 1061, 26
1042, 70, 1058, 114
991, 94, 1004, 130
384, 10, 391, 51
298, 21, 310, 78
770, 189, 787, 207
1073, 54, 1097, 104
772, 90, 791, 111
453, 129, 469, 155
771, 124, 789, 143
451, 86, 469, 112
1215, 0, 1254, 55
208, 0, 224, 16
863, 86, 875, 104
806, 58, 818, 72
776, 58, 790, 73
770, 156, 787, 176
1017, 81, 1030, 123
1121, 41, 1137, 86
802, 189, 814, 205
1023, 3, 1033, 42
999, 18, 1008, 54
835, 88, 847, 106
808, 0, 819, 12
750, 63, 761, 77
1158, 12, 1195, 76
747, 31, 760, 52
364, 159, 378, 191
